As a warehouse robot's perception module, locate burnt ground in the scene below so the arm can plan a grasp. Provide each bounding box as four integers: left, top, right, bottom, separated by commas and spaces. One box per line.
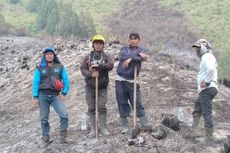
0, 37, 230, 153
106, 0, 204, 70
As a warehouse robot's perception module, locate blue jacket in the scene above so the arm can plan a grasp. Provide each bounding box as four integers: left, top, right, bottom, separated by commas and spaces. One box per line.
33, 49, 69, 98
116, 45, 146, 79
32, 66, 69, 98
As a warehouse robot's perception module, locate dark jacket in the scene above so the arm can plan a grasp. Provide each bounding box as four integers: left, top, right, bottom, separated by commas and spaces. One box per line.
80, 51, 114, 89
116, 45, 146, 79
32, 49, 69, 98
32, 63, 69, 97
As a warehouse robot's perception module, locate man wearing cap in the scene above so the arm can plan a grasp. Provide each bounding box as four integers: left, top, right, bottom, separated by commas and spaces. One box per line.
80, 35, 114, 137
115, 33, 149, 134
32, 47, 69, 144
192, 39, 218, 143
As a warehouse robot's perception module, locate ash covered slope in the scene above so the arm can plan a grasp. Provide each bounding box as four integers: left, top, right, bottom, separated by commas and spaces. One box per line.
106, 0, 208, 71
0, 37, 230, 153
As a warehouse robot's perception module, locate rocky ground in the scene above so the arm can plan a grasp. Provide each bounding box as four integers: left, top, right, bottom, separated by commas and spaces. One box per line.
0, 37, 230, 153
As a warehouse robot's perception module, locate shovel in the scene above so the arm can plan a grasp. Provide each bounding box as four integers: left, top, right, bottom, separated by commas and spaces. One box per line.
133, 66, 137, 129
95, 76, 99, 139
130, 66, 141, 139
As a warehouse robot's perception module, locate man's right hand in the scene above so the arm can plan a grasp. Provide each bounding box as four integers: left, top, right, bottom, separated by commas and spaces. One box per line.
122, 58, 132, 69
32, 99, 39, 107
91, 70, 99, 77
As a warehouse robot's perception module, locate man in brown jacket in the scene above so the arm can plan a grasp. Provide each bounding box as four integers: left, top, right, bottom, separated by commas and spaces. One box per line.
80, 35, 114, 137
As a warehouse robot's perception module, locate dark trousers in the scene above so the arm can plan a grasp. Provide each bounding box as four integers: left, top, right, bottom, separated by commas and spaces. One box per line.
192, 87, 218, 128
115, 80, 145, 118
85, 86, 107, 115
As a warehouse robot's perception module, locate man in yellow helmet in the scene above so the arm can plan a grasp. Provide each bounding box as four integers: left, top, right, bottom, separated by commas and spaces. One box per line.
80, 35, 114, 137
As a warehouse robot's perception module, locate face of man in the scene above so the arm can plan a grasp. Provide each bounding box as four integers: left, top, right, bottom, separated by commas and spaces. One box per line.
93, 41, 104, 52
45, 51, 54, 63
129, 36, 140, 48
195, 46, 201, 57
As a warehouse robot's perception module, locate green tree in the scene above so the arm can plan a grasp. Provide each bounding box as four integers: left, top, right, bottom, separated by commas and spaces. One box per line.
78, 11, 96, 38
9, 0, 20, 4
0, 14, 12, 35
36, 0, 58, 31
56, 3, 80, 37
46, 9, 59, 35
26, 0, 42, 13
0, 14, 5, 21
35, 1, 96, 38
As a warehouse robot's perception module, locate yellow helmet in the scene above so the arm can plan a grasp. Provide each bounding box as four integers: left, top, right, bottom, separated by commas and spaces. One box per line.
92, 34, 105, 43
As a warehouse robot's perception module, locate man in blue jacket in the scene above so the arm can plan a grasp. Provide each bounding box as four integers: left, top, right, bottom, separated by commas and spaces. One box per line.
115, 33, 149, 134
32, 47, 69, 144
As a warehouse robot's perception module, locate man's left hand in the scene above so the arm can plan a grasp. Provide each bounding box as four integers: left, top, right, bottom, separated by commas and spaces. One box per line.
58, 94, 65, 101
200, 81, 207, 88
139, 52, 148, 61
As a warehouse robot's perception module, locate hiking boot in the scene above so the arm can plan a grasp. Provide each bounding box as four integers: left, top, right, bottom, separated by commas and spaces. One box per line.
42, 135, 50, 143
183, 126, 202, 140
121, 118, 129, 134
205, 128, 214, 143
99, 115, 111, 136
88, 115, 96, 137
60, 130, 68, 143
139, 116, 148, 128
182, 116, 201, 139
42, 135, 52, 146
192, 116, 200, 128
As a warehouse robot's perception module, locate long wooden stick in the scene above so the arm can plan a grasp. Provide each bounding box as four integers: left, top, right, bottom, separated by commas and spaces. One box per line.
133, 66, 137, 129
95, 76, 99, 139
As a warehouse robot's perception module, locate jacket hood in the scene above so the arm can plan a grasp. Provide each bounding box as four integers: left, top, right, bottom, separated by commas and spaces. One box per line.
40, 47, 61, 67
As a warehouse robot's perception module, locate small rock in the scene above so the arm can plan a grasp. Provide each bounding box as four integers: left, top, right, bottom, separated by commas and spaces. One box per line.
162, 114, 181, 131
23, 56, 30, 61
152, 126, 168, 140
22, 60, 27, 64
128, 139, 135, 146
136, 135, 145, 147
21, 64, 28, 69
223, 135, 230, 153
2, 46, 9, 51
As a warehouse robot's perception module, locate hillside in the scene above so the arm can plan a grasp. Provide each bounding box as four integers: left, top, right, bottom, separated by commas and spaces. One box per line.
106, 0, 230, 80
0, 0, 127, 35
160, 0, 230, 82
0, 36, 230, 153
1, 0, 229, 79
0, 0, 230, 152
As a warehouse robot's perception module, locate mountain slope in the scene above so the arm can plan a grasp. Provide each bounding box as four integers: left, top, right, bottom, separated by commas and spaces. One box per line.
160, 0, 230, 81
0, 0, 127, 35
0, 37, 230, 153
106, 0, 230, 80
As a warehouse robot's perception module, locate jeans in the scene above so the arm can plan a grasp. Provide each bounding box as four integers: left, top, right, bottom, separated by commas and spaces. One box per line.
38, 93, 68, 136
115, 80, 146, 118
192, 87, 218, 128
85, 86, 107, 115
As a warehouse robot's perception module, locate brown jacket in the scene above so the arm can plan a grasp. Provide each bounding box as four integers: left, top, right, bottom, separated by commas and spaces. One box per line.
80, 51, 114, 89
